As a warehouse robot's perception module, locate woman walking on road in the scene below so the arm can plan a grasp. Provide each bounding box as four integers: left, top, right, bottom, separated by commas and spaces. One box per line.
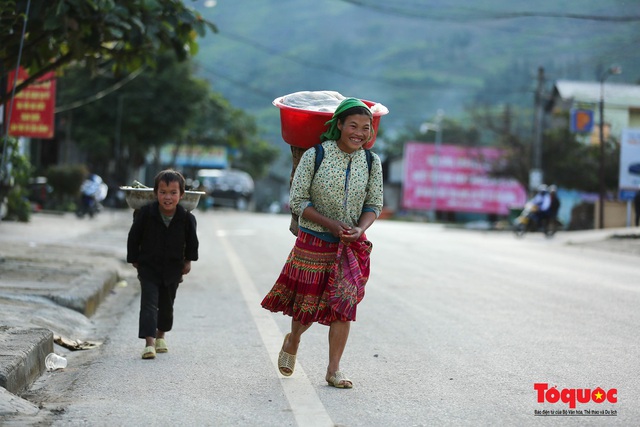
261, 98, 384, 388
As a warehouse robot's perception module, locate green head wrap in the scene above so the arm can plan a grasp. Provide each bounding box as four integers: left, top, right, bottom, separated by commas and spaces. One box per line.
320, 98, 372, 142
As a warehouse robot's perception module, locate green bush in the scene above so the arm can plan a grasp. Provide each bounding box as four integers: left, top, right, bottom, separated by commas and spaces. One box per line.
1, 137, 33, 222
45, 164, 87, 210
6, 188, 31, 221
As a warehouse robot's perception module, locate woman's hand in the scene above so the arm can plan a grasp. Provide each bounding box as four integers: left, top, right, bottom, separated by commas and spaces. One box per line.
302, 206, 352, 238
326, 219, 352, 239
339, 226, 363, 244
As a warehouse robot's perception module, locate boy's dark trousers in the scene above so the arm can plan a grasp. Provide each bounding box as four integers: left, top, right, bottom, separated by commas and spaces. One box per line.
138, 279, 180, 339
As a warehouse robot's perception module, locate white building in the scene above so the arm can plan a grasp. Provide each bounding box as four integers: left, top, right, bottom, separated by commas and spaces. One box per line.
549, 80, 640, 143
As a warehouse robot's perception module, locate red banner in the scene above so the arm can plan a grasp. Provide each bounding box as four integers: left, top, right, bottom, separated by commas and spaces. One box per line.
5, 67, 56, 139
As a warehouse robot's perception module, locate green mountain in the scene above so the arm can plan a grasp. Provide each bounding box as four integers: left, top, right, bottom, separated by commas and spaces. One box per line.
192, 0, 640, 142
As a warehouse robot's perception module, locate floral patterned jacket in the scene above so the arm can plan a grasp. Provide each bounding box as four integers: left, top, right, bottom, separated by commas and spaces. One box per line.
290, 140, 383, 238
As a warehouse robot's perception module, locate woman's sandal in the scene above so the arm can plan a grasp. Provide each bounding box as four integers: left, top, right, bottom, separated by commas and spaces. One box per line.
327, 371, 353, 389
278, 333, 296, 376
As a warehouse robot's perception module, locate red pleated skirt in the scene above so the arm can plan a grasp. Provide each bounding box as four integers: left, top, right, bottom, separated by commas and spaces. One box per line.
261, 231, 352, 326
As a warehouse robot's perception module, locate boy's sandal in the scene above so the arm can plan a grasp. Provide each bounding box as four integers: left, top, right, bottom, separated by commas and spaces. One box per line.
278, 333, 296, 377
141, 346, 156, 359
155, 338, 168, 353
327, 371, 353, 389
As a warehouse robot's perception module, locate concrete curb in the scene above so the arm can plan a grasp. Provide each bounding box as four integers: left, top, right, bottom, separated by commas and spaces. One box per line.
0, 267, 120, 397
0, 384, 40, 417
0, 209, 132, 419
0, 327, 53, 395
48, 267, 120, 317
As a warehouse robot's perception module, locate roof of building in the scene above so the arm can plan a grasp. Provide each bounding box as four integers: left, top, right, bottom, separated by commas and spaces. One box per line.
553, 80, 640, 108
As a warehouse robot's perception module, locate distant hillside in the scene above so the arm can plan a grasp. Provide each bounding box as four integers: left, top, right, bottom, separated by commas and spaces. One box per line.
192, 0, 640, 142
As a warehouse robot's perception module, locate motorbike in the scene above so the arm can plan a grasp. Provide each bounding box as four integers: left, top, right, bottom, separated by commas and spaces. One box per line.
76, 174, 108, 219
76, 194, 101, 218
513, 201, 560, 238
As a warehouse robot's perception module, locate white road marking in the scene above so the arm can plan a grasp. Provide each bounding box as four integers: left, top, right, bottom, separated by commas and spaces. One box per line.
216, 230, 334, 427
215, 229, 256, 237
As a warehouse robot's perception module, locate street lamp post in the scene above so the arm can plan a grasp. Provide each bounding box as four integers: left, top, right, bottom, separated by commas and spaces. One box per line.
420, 109, 444, 221
598, 66, 621, 229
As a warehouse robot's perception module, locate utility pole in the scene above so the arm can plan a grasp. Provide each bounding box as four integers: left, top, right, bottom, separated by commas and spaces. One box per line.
598, 66, 622, 229
420, 109, 444, 222
531, 67, 545, 191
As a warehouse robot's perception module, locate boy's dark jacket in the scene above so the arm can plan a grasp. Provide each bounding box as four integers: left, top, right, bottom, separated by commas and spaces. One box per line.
127, 201, 199, 285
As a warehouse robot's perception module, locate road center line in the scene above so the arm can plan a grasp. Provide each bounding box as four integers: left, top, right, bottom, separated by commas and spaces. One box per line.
216, 231, 334, 427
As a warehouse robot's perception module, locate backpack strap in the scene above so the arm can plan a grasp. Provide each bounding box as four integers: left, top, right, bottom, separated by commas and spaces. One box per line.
312, 143, 372, 178
364, 148, 373, 174
313, 143, 324, 177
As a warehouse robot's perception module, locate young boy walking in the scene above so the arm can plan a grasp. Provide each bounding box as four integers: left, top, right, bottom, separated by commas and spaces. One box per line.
127, 170, 199, 359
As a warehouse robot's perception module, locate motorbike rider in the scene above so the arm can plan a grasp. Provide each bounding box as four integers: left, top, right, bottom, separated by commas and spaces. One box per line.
548, 185, 561, 225
78, 171, 108, 216
531, 184, 551, 227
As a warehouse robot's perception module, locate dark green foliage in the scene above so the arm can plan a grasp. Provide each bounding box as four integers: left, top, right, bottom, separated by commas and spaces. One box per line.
0, 0, 217, 104
56, 55, 276, 183
44, 164, 87, 210
542, 126, 619, 192
1, 137, 32, 222
234, 139, 281, 180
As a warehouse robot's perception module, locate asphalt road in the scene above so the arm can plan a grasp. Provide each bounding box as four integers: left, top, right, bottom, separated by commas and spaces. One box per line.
6, 210, 640, 426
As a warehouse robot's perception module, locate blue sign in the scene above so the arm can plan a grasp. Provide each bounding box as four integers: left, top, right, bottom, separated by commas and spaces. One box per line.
570, 109, 594, 133
159, 144, 228, 168
619, 188, 638, 201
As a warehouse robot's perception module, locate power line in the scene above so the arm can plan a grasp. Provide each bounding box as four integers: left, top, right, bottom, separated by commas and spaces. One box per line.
215, 31, 456, 90
200, 30, 556, 103
195, 63, 277, 101
54, 67, 146, 113
338, 0, 640, 22
196, 8, 638, 108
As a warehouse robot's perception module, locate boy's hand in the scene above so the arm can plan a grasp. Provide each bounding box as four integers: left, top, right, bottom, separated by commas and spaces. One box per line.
182, 260, 192, 275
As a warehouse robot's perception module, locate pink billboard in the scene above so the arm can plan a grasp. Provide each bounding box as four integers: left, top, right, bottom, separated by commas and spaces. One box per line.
402, 142, 526, 215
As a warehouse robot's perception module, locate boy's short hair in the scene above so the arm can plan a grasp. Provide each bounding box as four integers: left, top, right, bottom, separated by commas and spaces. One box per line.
153, 169, 186, 195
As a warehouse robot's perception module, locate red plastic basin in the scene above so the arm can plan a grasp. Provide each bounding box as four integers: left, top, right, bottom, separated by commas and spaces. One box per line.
273, 97, 388, 149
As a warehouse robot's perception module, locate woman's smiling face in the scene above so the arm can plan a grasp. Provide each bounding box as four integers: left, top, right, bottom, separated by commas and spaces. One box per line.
156, 180, 183, 215
337, 114, 372, 153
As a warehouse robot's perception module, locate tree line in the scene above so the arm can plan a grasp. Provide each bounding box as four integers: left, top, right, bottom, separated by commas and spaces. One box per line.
2, 0, 278, 189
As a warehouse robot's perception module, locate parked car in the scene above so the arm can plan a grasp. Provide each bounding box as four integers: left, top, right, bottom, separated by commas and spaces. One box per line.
196, 169, 254, 210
